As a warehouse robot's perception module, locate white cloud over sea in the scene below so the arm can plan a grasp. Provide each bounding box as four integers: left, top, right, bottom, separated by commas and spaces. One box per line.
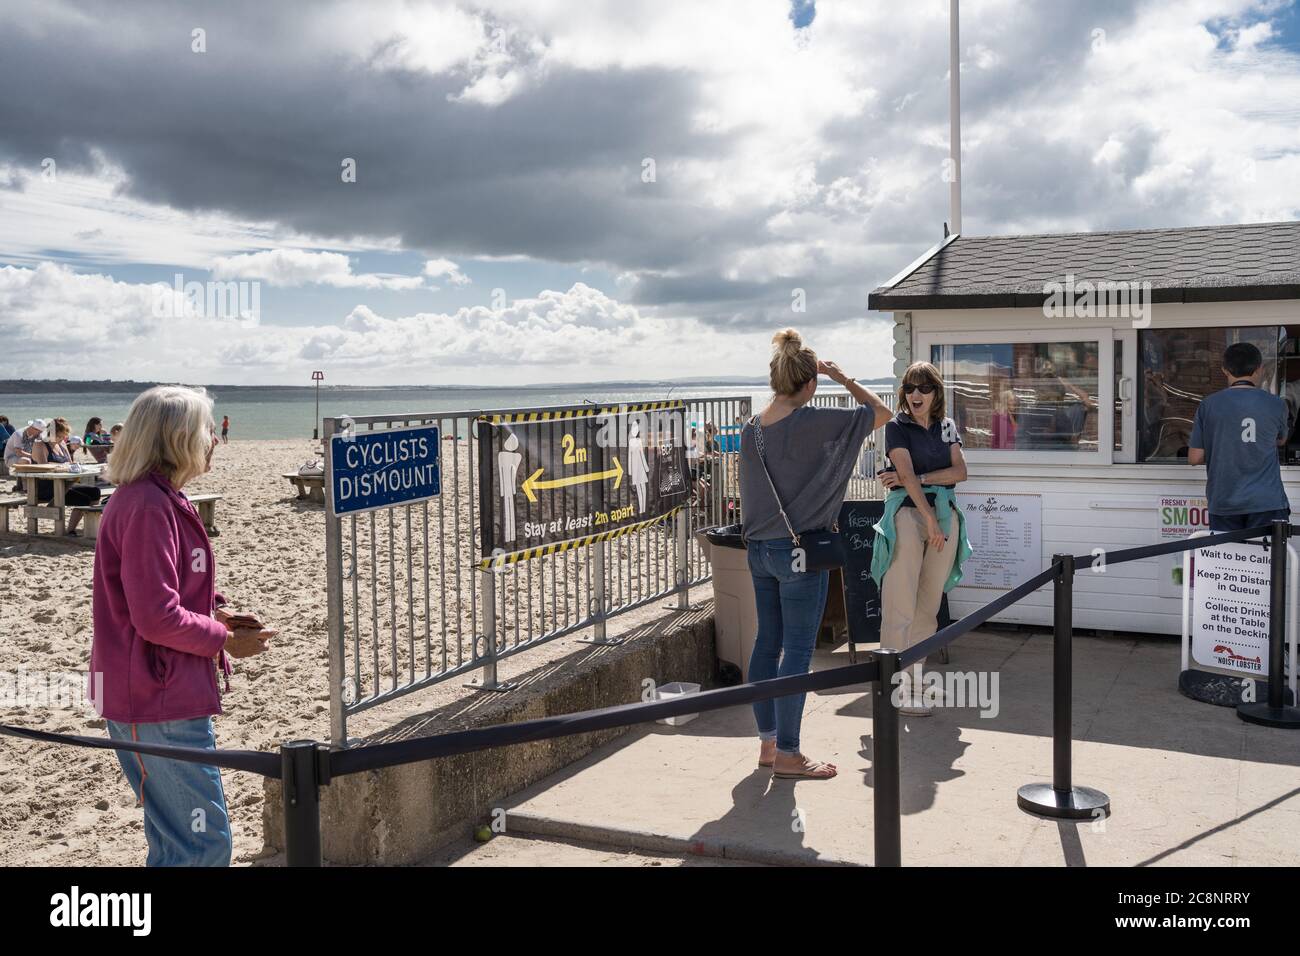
0, 0, 1298, 384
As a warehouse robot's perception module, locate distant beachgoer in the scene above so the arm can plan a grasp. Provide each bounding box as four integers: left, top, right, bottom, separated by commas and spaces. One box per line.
84, 416, 113, 464
92, 385, 276, 867
110, 422, 124, 442
31, 418, 101, 537
740, 328, 892, 781
4, 418, 45, 490
0, 415, 12, 444
221, 415, 230, 444
4, 418, 43, 467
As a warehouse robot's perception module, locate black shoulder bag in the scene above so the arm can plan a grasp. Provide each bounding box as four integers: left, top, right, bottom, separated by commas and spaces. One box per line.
751, 415, 846, 572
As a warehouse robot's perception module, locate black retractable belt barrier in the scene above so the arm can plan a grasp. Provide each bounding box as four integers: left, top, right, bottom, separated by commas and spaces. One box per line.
1238, 520, 1300, 729
1017, 554, 1111, 821
282, 740, 330, 867
7, 522, 1299, 869
871, 648, 901, 867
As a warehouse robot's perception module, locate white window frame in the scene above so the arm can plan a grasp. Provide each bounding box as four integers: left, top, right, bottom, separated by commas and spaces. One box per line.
918, 327, 1115, 466
1114, 329, 1137, 463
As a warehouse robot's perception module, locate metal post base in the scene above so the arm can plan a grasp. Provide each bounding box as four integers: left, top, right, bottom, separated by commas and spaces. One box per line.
1017, 783, 1110, 820
463, 678, 516, 693
1236, 702, 1300, 728
576, 636, 625, 646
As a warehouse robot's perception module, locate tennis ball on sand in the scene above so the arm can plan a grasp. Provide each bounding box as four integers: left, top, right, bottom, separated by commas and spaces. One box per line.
474, 824, 493, 843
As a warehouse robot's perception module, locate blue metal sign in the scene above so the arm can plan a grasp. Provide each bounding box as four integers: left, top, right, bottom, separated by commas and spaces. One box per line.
330, 424, 441, 516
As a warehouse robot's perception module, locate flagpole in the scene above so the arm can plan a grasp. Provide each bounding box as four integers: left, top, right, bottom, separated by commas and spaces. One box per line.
949, 0, 962, 236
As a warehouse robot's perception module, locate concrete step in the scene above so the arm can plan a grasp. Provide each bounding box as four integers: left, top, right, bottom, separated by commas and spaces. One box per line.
423, 831, 763, 867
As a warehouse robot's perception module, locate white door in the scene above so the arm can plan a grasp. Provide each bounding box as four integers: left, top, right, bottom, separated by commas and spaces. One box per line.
1114, 329, 1137, 463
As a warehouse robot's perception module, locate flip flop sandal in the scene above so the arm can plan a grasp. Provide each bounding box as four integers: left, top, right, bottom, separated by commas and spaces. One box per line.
772, 760, 837, 780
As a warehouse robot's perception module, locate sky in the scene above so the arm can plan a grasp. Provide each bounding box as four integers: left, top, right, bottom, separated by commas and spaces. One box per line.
1, 0, 1298, 386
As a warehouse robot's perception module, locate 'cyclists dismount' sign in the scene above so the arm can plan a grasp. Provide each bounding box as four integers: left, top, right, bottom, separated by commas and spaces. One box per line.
329, 423, 441, 517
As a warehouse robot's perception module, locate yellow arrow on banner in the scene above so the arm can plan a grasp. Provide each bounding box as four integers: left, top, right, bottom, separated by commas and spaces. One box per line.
521, 456, 624, 502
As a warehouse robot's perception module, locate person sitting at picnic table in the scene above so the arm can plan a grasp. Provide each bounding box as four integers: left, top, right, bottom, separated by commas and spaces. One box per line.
30, 417, 102, 537
5, 418, 47, 491
91, 385, 275, 866
110, 422, 124, 443
84, 416, 114, 464
0, 416, 12, 479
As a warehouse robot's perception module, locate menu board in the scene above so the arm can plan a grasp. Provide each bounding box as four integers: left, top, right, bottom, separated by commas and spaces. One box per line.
1190, 542, 1270, 678
956, 493, 1042, 590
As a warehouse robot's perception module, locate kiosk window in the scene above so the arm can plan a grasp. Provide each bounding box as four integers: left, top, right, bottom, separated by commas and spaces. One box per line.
1137, 326, 1280, 462
931, 341, 1099, 452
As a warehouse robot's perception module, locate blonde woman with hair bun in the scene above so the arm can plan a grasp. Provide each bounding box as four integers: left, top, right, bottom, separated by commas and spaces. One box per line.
739, 328, 893, 780
90, 385, 277, 866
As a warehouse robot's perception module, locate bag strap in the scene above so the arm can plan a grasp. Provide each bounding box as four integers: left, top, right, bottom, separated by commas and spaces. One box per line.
750, 415, 801, 546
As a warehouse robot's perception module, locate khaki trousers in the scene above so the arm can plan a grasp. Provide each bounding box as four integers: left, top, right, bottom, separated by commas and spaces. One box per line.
880, 508, 958, 652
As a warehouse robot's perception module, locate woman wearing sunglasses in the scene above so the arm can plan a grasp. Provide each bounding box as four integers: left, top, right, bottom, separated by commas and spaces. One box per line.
740, 328, 893, 779
873, 362, 972, 715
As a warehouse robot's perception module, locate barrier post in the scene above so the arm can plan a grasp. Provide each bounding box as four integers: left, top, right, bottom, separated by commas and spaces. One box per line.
675, 507, 689, 610
872, 648, 902, 867
1017, 553, 1111, 820
281, 740, 326, 867
1238, 520, 1300, 728
467, 568, 515, 690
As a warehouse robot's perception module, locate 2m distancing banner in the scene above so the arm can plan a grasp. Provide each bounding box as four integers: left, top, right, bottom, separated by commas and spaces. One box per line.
477, 401, 689, 568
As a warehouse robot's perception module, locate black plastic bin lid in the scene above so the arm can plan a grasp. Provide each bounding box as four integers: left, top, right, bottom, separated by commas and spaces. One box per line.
703, 524, 746, 549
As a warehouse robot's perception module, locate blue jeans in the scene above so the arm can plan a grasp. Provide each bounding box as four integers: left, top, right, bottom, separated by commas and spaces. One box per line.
746, 538, 829, 754
1209, 508, 1291, 533
107, 717, 232, 867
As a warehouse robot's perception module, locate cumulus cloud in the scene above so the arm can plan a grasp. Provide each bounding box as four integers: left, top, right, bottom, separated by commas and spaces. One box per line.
422, 257, 472, 286
0, 0, 1298, 383
0, 264, 713, 383
210, 249, 425, 290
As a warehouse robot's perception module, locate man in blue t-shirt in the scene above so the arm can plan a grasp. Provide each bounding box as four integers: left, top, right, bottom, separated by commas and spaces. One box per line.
1188, 343, 1291, 532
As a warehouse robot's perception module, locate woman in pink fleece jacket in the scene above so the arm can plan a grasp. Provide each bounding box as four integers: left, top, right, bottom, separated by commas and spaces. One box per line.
91, 386, 275, 867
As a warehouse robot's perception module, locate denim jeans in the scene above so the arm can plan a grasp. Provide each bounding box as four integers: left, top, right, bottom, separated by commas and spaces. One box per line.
107, 716, 232, 867
1209, 508, 1291, 533
746, 538, 829, 754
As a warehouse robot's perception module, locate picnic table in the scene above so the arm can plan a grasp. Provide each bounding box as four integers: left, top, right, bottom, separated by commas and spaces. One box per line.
12, 463, 107, 536
284, 471, 325, 503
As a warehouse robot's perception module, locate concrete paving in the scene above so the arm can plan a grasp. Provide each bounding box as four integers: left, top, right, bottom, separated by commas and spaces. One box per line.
498, 629, 1300, 866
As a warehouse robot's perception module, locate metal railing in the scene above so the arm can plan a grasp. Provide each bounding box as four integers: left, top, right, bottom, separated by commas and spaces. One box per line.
324, 395, 753, 745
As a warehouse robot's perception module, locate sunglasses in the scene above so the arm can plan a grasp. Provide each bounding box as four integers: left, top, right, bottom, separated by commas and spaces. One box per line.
903, 383, 937, 395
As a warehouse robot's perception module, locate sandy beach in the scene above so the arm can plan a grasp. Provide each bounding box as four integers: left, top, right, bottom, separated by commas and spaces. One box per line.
0, 437, 703, 866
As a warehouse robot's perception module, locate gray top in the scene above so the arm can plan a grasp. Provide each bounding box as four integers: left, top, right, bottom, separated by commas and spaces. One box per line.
1189, 385, 1289, 515
739, 404, 878, 542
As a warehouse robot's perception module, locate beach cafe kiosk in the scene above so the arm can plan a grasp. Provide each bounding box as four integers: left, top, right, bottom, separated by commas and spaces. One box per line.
868, 220, 1300, 639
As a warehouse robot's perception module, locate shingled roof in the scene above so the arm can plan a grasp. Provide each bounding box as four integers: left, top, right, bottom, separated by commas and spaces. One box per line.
868, 221, 1300, 311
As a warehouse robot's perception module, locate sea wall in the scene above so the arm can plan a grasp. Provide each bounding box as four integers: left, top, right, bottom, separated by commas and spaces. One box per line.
261, 601, 718, 865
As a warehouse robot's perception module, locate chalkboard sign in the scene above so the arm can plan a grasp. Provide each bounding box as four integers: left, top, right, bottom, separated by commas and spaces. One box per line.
838, 499, 952, 655
839, 500, 886, 652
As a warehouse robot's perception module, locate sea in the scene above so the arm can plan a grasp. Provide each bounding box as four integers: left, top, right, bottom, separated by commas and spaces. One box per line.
0, 384, 798, 440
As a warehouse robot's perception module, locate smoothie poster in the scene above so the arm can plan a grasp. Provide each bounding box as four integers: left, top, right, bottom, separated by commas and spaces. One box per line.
1158, 495, 1209, 598
477, 401, 689, 568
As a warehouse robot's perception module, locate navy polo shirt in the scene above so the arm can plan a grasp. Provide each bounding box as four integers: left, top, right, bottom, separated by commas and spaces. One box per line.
884, 412, 962, 508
